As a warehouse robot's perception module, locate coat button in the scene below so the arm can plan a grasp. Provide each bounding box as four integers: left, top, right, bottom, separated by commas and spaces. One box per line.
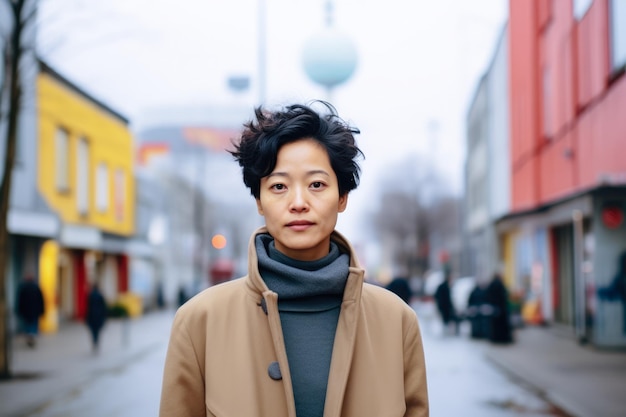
268, 361, 282, 380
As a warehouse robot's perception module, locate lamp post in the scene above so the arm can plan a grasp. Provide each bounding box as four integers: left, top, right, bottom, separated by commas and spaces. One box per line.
258, 0, 267, 105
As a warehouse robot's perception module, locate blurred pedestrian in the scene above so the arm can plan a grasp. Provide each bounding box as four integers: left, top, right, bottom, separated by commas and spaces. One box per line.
485, 273, 513, 344
16, 275, 45, 348
466, 282, 490, 339
177, 286, 188, 307
385, 277, 413, 304
160, 101, 429, 416
156, 283, 165, 309
86, 283, 108, 353
597, 250, 626, 334
434, 270, 459, 335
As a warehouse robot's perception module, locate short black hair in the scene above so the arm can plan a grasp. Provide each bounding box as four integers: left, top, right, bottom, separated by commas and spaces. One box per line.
229, 101, 364, 199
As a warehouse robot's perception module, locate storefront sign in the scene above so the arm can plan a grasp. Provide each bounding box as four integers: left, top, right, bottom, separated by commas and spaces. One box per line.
601, 204, 624, 229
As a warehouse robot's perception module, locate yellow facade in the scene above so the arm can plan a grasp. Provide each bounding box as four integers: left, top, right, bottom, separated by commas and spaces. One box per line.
37, 70, 135, 236
502, 231, 516, 289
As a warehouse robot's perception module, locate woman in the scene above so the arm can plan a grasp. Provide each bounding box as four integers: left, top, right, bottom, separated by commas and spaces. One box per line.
160, 101, 429, 417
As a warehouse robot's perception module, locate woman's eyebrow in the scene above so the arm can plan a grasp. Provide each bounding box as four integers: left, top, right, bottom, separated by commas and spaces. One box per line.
266, 171, 289, 179
266, 169, 330, 178
306, 169, 330, 177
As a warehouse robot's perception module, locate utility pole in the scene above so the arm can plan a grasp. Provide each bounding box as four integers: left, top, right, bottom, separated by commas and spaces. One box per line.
257, 0, 266, 106
0, 0, 34, 379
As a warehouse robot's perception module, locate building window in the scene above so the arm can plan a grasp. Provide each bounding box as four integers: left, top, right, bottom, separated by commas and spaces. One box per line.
76, 137, 90, 215
114, 168, 125, 222
609, 0, 626, 73
55, 127, 70, 192
573, 0, 593, 20
96, 162, 109, 212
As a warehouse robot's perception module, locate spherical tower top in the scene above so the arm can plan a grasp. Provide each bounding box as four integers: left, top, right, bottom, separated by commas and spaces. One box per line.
302, 27, 358, 90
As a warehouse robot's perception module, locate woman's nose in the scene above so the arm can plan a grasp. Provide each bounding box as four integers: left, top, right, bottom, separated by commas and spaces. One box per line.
289, 187, 309, 212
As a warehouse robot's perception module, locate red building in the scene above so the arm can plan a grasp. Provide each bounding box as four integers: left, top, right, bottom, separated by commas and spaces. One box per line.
499, 0, 626, 347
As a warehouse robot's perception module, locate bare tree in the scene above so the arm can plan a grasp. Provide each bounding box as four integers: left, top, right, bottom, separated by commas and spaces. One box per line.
370, 153, 462, 280
374, 190, 430, 278
427, 194, 463, 273
0, 0, 37, 379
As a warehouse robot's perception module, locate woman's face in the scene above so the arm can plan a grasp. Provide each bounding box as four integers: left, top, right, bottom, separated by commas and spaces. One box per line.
256, 139, 348, 261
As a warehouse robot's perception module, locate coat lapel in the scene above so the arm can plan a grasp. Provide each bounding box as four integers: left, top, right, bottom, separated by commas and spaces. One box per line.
323, 267, 364, 417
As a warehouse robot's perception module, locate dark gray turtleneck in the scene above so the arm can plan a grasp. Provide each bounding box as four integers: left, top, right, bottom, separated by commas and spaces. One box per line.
256, 234, 349, 417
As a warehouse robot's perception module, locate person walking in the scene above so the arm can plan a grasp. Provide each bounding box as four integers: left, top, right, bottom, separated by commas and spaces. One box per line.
160, 101, 429, 417
485, 273, 513, 344
385, 277, 413, 305
434, 270, 458, 335
597, 250, 626, 334
86, 283, 108, 353
16, 275, 45, 348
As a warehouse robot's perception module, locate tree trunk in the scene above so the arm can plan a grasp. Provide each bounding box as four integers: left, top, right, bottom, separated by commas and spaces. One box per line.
0, 0, 26, 380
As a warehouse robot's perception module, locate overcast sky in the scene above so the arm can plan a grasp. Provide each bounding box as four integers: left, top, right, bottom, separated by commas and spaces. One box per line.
37, 0, 508, 242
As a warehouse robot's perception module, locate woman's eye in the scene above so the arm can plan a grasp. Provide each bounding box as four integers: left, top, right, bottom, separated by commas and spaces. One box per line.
311, 182, 324, 189
271, 184, 285, 191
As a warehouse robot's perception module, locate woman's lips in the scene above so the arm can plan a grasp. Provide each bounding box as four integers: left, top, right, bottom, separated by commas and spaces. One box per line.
286, 220, 314, 231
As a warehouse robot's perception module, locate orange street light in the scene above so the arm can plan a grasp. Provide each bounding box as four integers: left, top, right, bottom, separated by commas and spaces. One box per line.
211, 234, 227, 250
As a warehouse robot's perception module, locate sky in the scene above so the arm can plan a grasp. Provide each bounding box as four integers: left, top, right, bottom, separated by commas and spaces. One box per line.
36, 0, 508, 243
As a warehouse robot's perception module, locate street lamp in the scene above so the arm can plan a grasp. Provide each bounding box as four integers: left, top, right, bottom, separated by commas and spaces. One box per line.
301, 0, 358, 101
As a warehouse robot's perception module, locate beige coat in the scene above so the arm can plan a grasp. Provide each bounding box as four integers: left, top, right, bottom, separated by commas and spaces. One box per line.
160, 227, 429, 417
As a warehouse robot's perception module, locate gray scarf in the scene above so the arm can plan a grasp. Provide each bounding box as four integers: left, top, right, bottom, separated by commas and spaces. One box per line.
255, 234, 349, 310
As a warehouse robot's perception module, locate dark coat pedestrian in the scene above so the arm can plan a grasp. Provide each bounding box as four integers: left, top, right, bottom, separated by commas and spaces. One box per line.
467, 283, 490, 339
485, 274, 513, 344
385, 277, 413, 304
177, 287, 188, 308
434, 275, 458, 334
597, 251, 626, 333
86, 285, 108, 352
16, 276, 45, 347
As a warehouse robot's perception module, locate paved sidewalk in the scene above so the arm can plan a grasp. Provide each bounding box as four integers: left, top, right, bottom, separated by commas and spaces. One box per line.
0, 309, 175, 417
484, 325, 626, 417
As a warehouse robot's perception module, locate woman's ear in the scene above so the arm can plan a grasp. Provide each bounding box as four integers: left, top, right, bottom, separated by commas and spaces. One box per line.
338, 194, 348, 213
256, 199, 264, 215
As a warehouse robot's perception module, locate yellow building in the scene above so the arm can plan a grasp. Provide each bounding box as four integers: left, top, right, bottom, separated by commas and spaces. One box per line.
36, 60, 135, 330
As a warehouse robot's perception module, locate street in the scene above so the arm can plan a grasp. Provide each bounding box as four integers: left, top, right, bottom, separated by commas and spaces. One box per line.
0, 301, 571, 417
416, 302, 567, 416
26, 343, 166, 417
